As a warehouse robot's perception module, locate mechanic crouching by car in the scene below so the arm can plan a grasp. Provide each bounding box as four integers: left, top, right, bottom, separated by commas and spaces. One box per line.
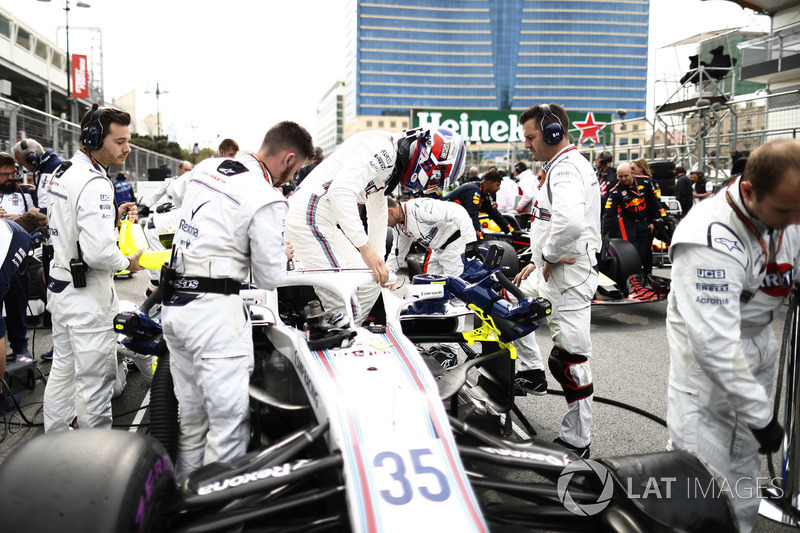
602, 162, 665, 275
286, 126, 465, 326
162, 121, 314, 485
43, 105, 143, 432
386, 195, 479, 368
667, 139, 800, 532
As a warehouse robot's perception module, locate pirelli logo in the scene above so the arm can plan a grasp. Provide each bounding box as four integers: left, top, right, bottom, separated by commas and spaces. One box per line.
696, 283, 729, 292
697, 269, 725, 279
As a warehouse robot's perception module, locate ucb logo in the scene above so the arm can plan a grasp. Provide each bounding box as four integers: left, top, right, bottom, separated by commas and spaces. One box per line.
761, 263, 793, 298
697, 269, 725, 279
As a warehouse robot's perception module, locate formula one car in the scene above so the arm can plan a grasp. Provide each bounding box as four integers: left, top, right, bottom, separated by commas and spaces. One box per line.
477, 213, 671, 306
0, 255, 730, 532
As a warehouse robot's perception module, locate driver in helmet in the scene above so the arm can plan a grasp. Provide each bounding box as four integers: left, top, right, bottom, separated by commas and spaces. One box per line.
286, 126, 466, 324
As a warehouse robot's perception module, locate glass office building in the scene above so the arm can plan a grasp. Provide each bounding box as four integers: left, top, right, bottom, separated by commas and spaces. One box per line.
344, 0, 649, 126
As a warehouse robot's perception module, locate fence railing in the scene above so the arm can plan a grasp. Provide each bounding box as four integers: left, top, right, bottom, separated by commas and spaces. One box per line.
572, 95, 800, 185
0, 96, 181, 186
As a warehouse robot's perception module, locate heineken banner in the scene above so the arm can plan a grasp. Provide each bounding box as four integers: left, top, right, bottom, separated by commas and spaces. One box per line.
412, 109, 614, 145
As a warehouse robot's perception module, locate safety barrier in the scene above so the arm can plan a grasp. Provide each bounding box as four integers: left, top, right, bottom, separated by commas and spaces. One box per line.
0, 96, 180, 185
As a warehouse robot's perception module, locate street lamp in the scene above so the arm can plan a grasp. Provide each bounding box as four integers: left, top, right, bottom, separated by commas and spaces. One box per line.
38, 0, 91, 122
145, 83, 169, 138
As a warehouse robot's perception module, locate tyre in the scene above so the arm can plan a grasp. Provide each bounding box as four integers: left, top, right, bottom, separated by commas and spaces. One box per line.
600, 238, 642, 296
481, 239, 521, 278
0, 430, 175, 532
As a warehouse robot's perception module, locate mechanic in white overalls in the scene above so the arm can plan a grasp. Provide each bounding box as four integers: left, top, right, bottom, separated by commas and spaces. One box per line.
514, 103, 601, 459
43, 105, 143, 432
286, 126, 466, 325
386, 196, 478, 367
667, 139, 800, 532
162, 121, 314, 484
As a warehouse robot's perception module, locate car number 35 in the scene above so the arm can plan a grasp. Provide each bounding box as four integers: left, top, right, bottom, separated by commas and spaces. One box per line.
373, 448, 452, 505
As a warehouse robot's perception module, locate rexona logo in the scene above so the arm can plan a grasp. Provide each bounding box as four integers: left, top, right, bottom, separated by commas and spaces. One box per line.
557, 459, 614, 516
413, 109, 613, 145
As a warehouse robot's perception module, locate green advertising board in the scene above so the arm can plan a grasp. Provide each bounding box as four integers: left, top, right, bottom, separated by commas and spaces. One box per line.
412, 109, 614, 145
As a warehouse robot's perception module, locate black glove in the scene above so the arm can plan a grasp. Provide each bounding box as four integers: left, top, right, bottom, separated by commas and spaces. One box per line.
750, 416, 784, 454
138, 205, 150, 217
464, 241, 479, 260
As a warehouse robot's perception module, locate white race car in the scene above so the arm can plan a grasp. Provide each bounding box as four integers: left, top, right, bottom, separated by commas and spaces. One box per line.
0, 258, 733, 532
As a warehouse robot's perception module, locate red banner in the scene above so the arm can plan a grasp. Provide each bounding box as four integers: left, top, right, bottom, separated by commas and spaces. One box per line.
71, 54, 89, 99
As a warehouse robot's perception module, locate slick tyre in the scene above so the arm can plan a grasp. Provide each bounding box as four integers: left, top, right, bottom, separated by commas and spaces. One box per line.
0, 430, 175, 532
602, 238, 642, 296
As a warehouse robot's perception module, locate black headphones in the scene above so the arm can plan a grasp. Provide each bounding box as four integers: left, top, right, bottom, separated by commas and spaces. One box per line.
539, 103, 564, 145
80, 103, 106, 151
20, 139, 41, 168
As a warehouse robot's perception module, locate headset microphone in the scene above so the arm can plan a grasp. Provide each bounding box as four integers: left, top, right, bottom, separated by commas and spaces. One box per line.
20, 139, 41, 168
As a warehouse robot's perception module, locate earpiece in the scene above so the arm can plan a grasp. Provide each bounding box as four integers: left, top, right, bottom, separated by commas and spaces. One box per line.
80, 103, 106, 150
539, 103, 564, 145
20, 139, 41, 168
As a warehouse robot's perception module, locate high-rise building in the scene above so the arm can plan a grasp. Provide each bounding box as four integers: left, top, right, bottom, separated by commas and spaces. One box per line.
343, 0, 649, 134
314, 81, 347, 155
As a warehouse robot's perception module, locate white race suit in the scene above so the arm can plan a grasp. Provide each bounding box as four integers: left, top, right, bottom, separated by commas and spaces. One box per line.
386, 197, 476, 277
666, 178, 800, 532
517, 144, 601, 449
162, 154, 288, 484
286, 130, 395, 323
43, 150, 132, 432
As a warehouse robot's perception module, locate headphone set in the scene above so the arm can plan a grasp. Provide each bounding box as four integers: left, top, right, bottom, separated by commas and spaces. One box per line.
80, 103, 106, 151
20, 139, 41, 168
539, 103, 564, 145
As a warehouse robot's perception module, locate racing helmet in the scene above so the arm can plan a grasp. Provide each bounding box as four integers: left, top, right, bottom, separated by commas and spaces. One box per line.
398, 126, 466, 194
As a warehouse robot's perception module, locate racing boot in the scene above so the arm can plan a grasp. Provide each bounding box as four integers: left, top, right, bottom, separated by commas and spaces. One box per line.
554, 437, 590, 459
514, 369, 548, 396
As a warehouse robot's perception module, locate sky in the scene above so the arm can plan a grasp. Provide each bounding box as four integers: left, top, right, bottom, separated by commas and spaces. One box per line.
0, 0, 771, 152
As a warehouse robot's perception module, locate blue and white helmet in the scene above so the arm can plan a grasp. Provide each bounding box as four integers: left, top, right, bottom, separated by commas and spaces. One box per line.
400, 126, 466, 194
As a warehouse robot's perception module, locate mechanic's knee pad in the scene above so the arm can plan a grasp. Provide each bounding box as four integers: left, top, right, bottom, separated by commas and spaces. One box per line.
548, 345, 593, 403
